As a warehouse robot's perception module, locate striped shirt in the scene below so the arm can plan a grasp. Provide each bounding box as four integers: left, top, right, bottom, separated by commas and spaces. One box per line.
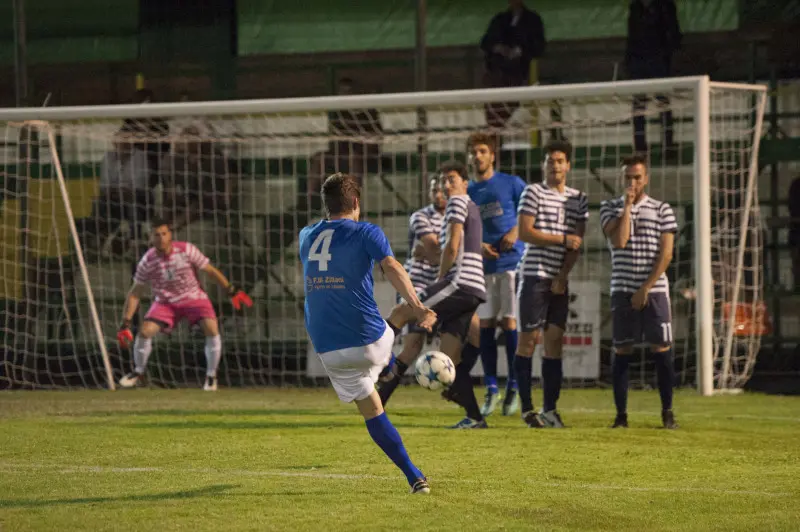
517, 183, 589, 279
133, 241, 210, 303
599, 195, 678, 294
440, 195, 486, 297
404, 205, 444, 290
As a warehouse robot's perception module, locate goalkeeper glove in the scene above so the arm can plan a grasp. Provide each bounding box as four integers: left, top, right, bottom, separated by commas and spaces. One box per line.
117, 319, 134, 349
228, 285, 253, 311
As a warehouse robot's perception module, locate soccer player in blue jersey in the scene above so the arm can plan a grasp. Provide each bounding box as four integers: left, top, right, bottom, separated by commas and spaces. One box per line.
515, 141, 588, 428
378, 177, 446, 405
600, 154, 679, 430
384, 161, 488, 429
299, 172, 437, 494
466, 132, 527, 417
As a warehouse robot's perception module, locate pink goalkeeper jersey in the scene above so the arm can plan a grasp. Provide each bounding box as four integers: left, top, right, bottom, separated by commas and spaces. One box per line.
134, 241, 211, 303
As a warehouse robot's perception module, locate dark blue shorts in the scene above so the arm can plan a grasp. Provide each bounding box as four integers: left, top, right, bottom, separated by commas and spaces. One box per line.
516, 276, 569, 332
611, 291, 673, 347
418, 279, 482, 341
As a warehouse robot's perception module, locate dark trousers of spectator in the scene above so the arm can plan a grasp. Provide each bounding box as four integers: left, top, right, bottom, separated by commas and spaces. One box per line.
628, 57, 675, 152
78, 188, 153, 255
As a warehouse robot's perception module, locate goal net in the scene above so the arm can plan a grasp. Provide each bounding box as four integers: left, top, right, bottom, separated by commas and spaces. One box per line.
0, 77, 767, 394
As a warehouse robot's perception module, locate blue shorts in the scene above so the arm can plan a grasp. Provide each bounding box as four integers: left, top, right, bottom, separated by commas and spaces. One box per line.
516, 276, 569, 332
611, 292, 673, 347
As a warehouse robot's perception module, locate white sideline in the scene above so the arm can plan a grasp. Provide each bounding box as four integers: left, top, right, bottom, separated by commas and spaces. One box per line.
0, 462, 790, 498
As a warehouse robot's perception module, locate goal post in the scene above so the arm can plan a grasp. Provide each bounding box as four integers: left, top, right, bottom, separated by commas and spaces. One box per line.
0, 75, 767, 393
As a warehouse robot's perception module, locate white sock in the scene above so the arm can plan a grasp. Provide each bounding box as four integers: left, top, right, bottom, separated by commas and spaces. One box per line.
205, 335, 222, 377
133, 336, 153, 374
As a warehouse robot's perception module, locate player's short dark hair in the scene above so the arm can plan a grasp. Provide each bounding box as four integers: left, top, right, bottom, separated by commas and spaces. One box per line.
438, 160, 469, 182
322, 173, 361, 217
622, 153, 648, 172
150, 216, 170, 231
544, 140, 573, 163
467, 132, 497, 155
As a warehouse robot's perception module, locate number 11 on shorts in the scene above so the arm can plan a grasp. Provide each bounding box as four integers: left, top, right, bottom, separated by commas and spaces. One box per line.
660, 322, 673, 343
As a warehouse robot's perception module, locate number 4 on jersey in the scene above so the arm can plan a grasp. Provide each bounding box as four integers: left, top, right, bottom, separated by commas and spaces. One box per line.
309, 229, 335, 271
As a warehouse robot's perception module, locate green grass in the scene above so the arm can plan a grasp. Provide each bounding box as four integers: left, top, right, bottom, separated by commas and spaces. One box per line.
0, 388, 798, 531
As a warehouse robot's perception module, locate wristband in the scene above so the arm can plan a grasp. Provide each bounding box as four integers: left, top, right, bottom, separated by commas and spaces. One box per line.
120, 318, 132, 329
227, 284, 237, 296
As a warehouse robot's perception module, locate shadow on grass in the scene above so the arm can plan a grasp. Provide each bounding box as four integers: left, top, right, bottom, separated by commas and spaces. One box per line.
57, 409, 351, 419
0, 484, 239, 509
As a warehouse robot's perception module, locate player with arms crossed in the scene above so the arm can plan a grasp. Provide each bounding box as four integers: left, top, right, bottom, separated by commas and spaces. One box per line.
377, 177, 445, 404
299, 173, 435, 494
117, 217, 253, 391
600, 154, 679, 429
515, 141, 587, 428
466, 132, 527, 416
384, 161, 488, 429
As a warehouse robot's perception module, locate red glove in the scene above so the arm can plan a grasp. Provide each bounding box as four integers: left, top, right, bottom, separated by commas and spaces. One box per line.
228, 285, 253, 311
117, 319, 133, 349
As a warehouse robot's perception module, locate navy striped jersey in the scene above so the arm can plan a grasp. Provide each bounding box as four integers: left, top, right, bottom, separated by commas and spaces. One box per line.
404, 205, 444, 290
517, 183, 589, 279
439, 195, 486, 298
599, 195, 678, 294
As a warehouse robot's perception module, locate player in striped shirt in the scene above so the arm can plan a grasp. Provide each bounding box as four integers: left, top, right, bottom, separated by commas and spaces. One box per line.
377, 178, 445, 403
515, 141, 588, 428
383, 160, 488, 429
116, 217, 252, 391
600, 154, 679, 429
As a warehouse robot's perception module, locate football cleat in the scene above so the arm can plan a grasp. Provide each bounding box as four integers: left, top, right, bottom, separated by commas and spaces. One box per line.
480, 390, 502, 417
661, 409, 679, 430
449, 417, 488, 429
410, 478, 430, 494
540, 409, 566, 428
118, 372, 142, 388
522, 410, 545, 428
502, 389, 520, 416
611, 413, 628, 428
203, 376, 218, 392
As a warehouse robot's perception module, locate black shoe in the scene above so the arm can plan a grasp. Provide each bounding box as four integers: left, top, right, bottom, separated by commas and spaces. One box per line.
611, 413, 628, 428
522, 410, 545, 428
661, 409, 679, 429
441, 387, 460, 405
410, 477, 430, 494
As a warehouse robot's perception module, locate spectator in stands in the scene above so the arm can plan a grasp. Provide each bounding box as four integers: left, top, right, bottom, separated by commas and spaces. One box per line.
480, 0, 546, 131
789, 176, 800, 291
78, 132, 153, 257
120, 89, 170, 193
304, 77, 383, 215
626, 0, 682, 154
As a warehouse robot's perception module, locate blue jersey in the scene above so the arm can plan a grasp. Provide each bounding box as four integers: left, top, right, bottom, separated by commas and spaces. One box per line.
299, 219, 392, 353
467, 171, 527, 274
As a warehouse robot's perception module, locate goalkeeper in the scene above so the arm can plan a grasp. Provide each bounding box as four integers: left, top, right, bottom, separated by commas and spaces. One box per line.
117, 217, 253, 391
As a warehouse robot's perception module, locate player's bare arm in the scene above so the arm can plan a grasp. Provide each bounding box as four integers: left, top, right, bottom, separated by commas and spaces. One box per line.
518, 213, 582, 249
632, 231, 674, 310
552, 220, 586, 295
605, 186, 636, 249
116, 282, 148, 348
380, 256, 436, 331
438, 222, 463, 279
497, 224, 519, 251
412, 233, 441, 265
200, 264, 253, 310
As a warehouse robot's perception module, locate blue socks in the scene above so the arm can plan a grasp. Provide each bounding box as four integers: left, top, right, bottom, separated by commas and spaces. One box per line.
654, 348, 675, 411
612, 354, 630, 415
541, 357, 563, 412
365, 412, 423, 485
479, 328, 498, 393
513, 355, 534, 413
504, 329, 518, 391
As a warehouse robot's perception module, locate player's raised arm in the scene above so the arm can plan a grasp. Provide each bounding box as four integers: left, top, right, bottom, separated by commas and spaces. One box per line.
380, 256, 435, 330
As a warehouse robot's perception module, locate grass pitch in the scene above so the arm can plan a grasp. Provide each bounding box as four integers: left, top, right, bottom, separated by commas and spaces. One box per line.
0, 387, 798, 531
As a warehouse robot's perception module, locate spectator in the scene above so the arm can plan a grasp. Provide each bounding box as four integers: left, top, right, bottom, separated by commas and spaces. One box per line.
789, 176, 800, 291
626, 0, 682, 154
304, 77, 383, 215
120, 89, 170, 191
78, 133, 154, 257
480, 0, 546, 131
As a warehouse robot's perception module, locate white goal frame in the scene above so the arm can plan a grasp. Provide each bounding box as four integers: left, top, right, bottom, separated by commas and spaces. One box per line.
0, 75, 767, 395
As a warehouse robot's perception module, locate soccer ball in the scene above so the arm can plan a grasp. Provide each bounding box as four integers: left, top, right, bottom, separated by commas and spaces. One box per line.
414, 351, 456, 391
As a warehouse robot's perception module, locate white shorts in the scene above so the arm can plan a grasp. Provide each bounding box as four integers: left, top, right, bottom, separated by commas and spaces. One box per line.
477, 271, 517, 321
317, 324, 395, 403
